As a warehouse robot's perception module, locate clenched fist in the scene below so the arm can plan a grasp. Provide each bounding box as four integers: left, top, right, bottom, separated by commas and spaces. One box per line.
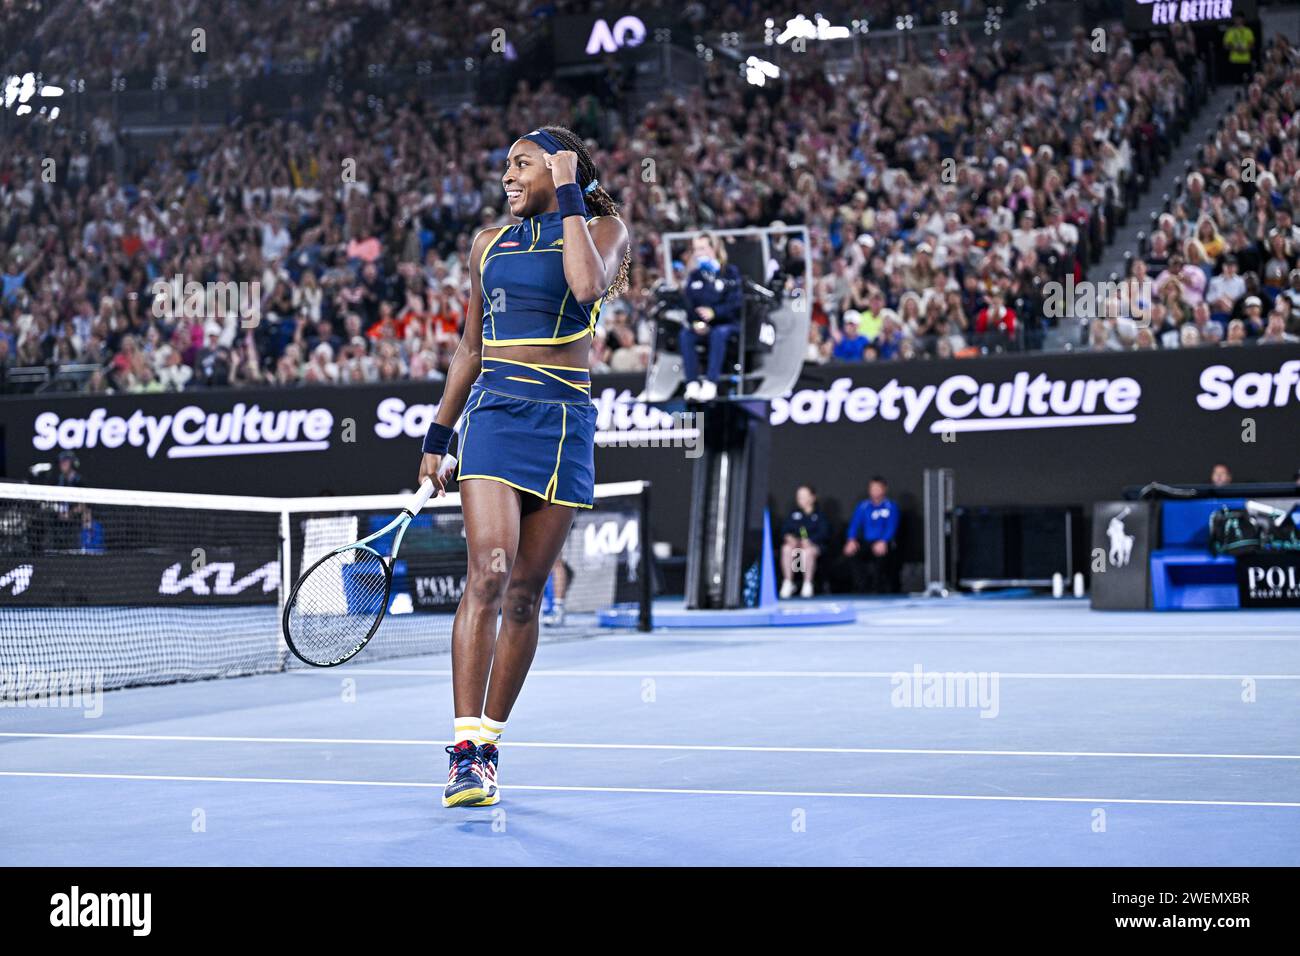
545, 150, 579, 188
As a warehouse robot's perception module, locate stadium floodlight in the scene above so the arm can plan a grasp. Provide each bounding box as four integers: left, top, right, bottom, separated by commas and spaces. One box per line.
744, 56, 780, 87
774, 13, 851, 44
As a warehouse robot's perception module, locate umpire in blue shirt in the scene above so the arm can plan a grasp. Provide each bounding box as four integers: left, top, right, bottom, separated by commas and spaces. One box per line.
839, 476, 901, 593
680, 233, 743, 403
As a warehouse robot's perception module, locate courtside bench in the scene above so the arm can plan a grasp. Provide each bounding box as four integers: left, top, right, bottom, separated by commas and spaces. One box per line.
1149, 499, 1243, 610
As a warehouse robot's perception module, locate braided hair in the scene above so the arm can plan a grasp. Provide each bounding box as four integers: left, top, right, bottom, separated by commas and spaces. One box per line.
541, 125, 631, 297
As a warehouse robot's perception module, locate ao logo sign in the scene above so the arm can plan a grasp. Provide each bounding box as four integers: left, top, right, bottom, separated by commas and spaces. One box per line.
586, 16, 646, 55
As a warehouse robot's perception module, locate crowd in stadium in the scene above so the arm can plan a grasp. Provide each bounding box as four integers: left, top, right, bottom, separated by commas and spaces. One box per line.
1107, 36, 1300, 351
1, 2, 1295, 395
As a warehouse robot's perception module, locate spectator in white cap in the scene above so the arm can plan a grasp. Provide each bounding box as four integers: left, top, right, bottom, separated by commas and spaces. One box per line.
841, 233, 875, 274
1242, 296, 1266, 336
831, 310, 871, 362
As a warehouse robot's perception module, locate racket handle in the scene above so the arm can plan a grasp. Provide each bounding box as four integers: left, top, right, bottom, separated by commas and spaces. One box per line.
409, 478, 436, 515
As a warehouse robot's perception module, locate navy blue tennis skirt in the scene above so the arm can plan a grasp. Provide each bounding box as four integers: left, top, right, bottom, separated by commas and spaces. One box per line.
456, 357, 596, 509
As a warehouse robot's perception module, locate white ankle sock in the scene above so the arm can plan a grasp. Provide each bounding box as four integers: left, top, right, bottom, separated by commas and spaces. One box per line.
453, 715, 480, 746
479, 714, 507, 746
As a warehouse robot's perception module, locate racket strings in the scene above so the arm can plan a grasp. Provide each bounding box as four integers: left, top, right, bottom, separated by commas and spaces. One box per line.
286, 548, 390, 665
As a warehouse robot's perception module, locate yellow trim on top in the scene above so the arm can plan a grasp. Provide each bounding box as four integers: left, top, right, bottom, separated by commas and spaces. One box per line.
479, 226, 509, 273
552, 287, 572, 339
504, 375, 545, 385
482, 247, 562, 267
479, 215, 603, 345
483, 327, 592, 347
480, 227, 510, 340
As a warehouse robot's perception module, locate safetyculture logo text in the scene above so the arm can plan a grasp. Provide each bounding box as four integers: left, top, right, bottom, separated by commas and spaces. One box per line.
32, 404, 334, 459
770, 372, 1142, 434
1196, 361, 1300, 411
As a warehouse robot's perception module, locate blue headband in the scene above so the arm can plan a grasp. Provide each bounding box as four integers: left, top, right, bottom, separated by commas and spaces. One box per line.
522, 129, 565, 155
521, 129, 600, 195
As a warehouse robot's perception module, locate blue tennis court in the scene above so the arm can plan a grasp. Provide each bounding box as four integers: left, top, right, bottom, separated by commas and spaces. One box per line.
3, 595, 1297, 866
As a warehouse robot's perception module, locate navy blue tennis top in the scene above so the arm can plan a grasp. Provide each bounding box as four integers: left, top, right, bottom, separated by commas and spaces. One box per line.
479, 212, 605, 346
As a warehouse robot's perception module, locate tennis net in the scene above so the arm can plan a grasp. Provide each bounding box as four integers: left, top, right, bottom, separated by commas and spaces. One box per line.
0, 480, 650, 696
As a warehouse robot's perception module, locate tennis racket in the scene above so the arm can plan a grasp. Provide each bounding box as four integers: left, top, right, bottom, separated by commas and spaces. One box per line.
282, 478, 437, 666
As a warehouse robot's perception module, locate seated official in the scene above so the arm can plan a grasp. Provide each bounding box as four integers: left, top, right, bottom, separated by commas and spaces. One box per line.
779, 484, 831, 599
837, 476, 901, 594
679, 232, 743, 402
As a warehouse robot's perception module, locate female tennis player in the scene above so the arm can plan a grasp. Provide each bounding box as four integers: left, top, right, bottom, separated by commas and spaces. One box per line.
417, 127, 630, 808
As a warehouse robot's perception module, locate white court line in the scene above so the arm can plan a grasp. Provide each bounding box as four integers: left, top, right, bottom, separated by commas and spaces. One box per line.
1, 770, 1296, 808
603, 633, 1300, 640
2, 732, 1297, 761
598, 635, 1300, 645
287, 668, 1300, 680
865, 617, 955, 625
